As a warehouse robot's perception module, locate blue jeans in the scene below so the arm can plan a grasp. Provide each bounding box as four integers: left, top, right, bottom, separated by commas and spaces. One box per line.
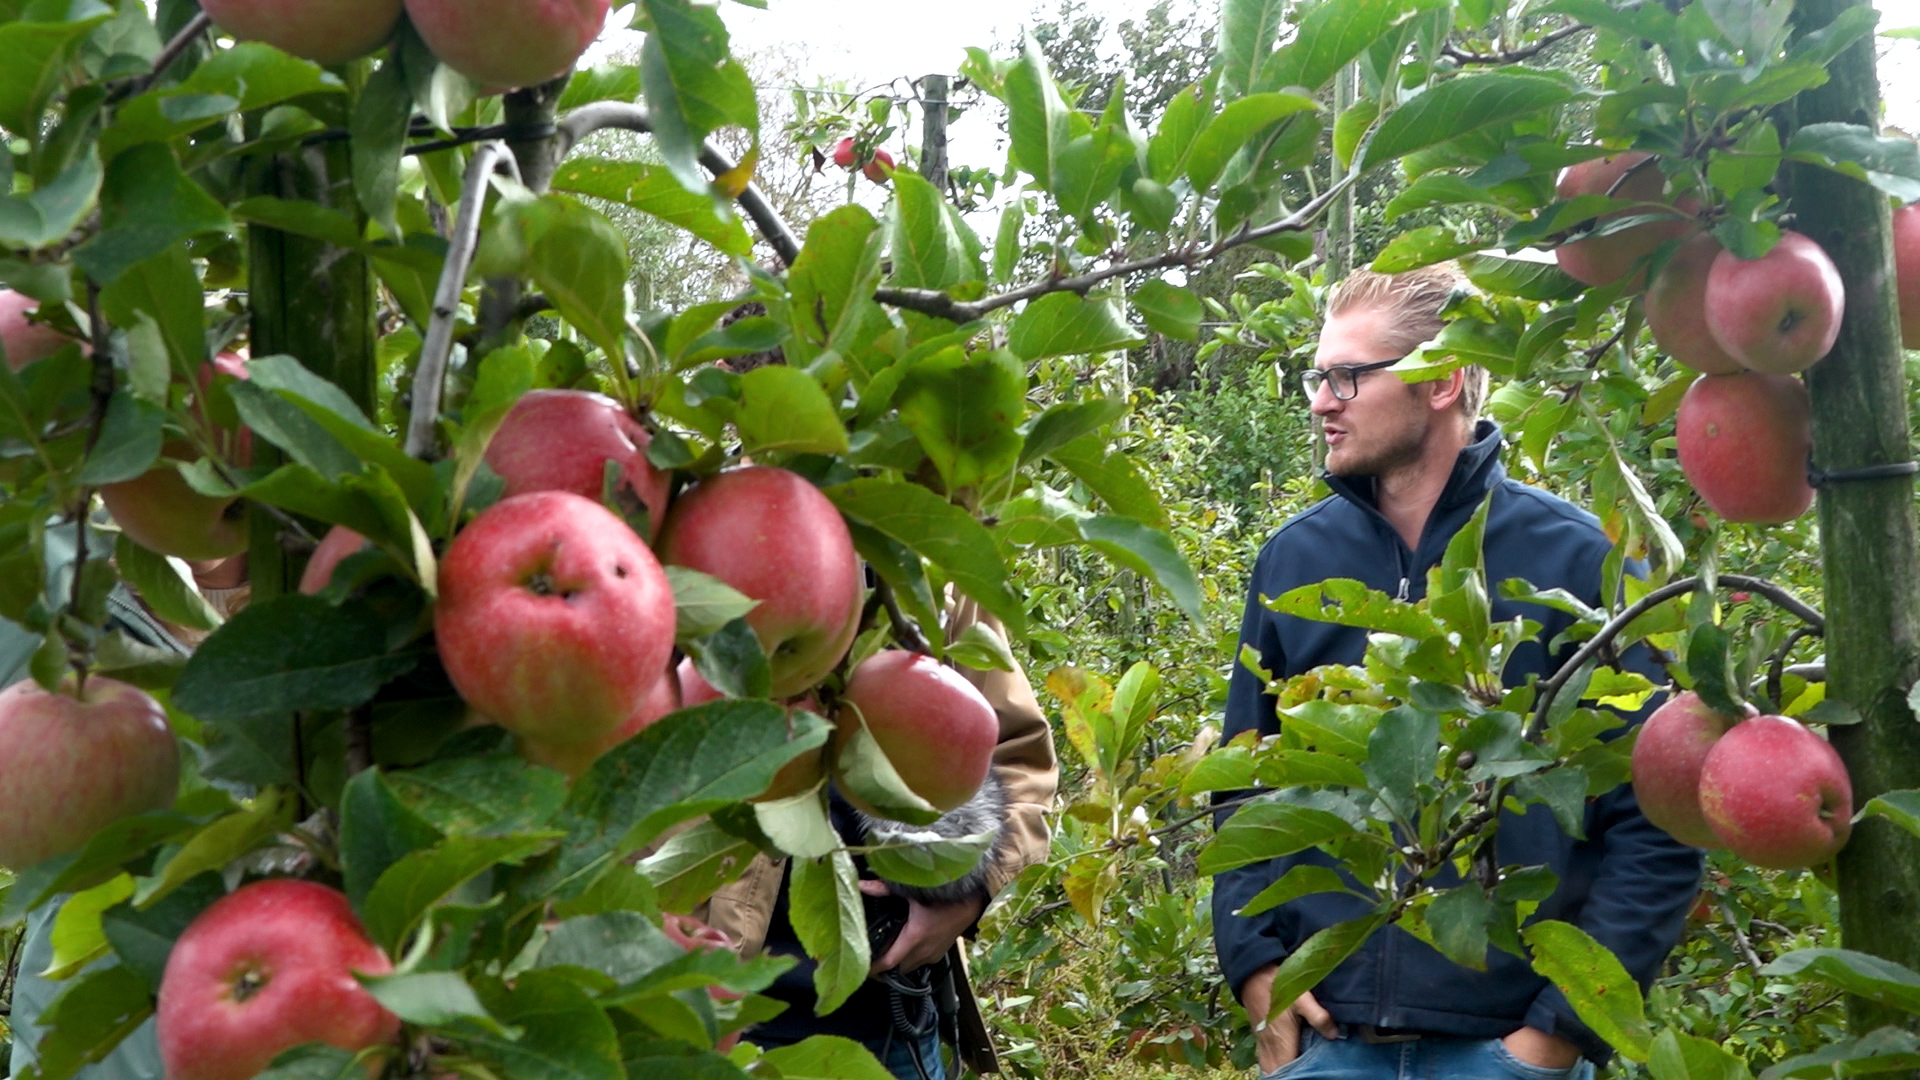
1260, 1029, 1595, 1080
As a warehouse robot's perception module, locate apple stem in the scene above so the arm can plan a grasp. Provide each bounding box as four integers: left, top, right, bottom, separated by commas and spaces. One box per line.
874, 579, 933, 656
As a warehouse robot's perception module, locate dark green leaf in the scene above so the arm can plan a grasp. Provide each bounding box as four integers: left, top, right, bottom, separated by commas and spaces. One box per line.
896, 346, 1025, 492
339, 768, 444, 909
18, 965, 150, 1080
383, 755, 567, 841
101, 872, 226, 991
72, 144, 233, 284
1261, 914, 1389, 1025
665, 566, 760, 642
173, 595, 422, 721
1199, 801, 1361, 874
826, 478, 1024, 635
1131, 279, 1202, 340
1762, 948, 1920, 1014
0, 150, 101, 251
1426, 883, 1494, 971
1360, 72, 1576, 170
638, 0, 758, 194
1186, 92, 1320, 192
789, 851, 870, 1015
469, 970, 625, 1080
1787, 122, 1920, 202
351, 58, 411, 238
638, 819, 760, 912
363, 832, 560, 953
1018, 397, 1127, 466
0, 16, 114, 140
682, 616, 772, 700
361, 971, 507, 1032
1236, 864, 1357, 918
735, 365, 849, 456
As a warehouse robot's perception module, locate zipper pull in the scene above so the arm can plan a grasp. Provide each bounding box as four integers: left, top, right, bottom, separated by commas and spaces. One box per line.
1397, 577, 1411, 602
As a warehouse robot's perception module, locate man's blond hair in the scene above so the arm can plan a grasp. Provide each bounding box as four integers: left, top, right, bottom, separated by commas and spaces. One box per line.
1326, 263, 1489, 419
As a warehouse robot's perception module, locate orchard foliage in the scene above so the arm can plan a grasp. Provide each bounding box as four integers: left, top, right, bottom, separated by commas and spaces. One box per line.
3, 0, 1920, 1076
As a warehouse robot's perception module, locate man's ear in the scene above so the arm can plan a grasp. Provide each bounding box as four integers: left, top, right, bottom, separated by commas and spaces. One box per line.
1427, 368, 1466, 413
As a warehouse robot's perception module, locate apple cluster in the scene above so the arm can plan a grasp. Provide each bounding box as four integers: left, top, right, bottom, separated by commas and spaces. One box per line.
1553, 153, 1875, 525
1631, 691, 1853, 870
196, 0, 609, 89
831, 137, 896, 185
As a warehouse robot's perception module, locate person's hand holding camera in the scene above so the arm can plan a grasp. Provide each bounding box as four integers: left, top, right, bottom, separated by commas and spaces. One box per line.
859, 880, 985, 974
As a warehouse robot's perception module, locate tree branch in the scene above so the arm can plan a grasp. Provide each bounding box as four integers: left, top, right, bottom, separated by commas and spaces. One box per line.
557, 102, 802, 266
406, 142, 515, 459
119, 11, 213, 99
1441, 22, 1590, 64
874, 578, 932, 655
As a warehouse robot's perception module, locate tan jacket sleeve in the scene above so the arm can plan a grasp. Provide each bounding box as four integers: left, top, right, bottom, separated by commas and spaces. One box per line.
945, 596, 1058, 899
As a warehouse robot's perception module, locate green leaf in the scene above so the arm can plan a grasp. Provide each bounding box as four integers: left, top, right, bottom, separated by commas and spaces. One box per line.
1704, 0, 1792, 56
682, 616, 771, 700
351, 57, 411, 239
1522, 920, 1653, 1061
364, 832, 560, 953
757, 1036, 895, 1080
1019, 397, 1127, 466
361, 970, 506, 1031
172, 595, 422, 721
540, 703, 831, 897
1761, 1027, 1920, 1080
638, 819, 760, 912
0, 150, 101, 251
825, 478, 1024, 636
0, 16, 113, 141
734, 365, 849, 456
102, 43, 341, 155
469, 969, 626, 1080
1236, 864, 1358, 918
381, 754, 569, 841
1047, 434, 1167, 527
1360, 72, 1576, 171
789, 851, 870, 1015
1005, 37, 1072, 190
519, 196, 632, 364
97, 246, 203, 380
101, 873, 226, 991
665, 566, 760, 642
136, 789, 292, 908
1648, 1029, 1754, 1080
1186, 93, 1320, 192
43, 874, 135, 981
1458, 253, 1582, 301
1008, 292, 1142, 361
1265, 0, 1448, 95
1860, 789, 1920, 842
1079, 515, 1203, 621
1762, 948, 1920, 1014
831, 715, 941, 826
73, 144, 234, 285
946, 620, 1017, 673
339, 768, 445, 908
1686, 622, 1746, 716
74, 392, 161, 485
1132, 279, 1202, 340
6, 811, 201, 921
1372, 226, 1489, 273
1198, 801, 1361, 874
1425, 883, 1494, 971
1787, 122, 1920, 202
1267, 578, 1443, 638
553, 158, 752, 256
888, 171, 983, 291
787, 206, 886, 364
895, 347, 1026, 492
17, 964, 151, 1080
1262, 913, 1390, 1025
638, 0, 759, 194
861, 830, 997, 889
1217, 0, 1286, 96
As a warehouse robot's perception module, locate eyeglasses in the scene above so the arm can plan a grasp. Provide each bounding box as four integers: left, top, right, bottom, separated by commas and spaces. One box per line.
1300, 357, 1403, 401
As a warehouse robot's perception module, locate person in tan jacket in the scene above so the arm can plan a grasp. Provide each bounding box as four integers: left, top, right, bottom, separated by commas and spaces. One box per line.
697, 596, 1057, 1080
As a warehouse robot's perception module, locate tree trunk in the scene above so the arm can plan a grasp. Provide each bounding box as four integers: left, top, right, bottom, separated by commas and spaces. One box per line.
1789, 0, 1920, 1033
480, 78, 570, 347
920, 74, 951, 195
245, 138, 377, 600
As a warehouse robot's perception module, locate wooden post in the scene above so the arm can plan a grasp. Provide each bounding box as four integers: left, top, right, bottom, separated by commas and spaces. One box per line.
480, 76, 570, 349
920, 74, 950, 195
1325, 64, 1356, 282
1789, 0, 1920, 1032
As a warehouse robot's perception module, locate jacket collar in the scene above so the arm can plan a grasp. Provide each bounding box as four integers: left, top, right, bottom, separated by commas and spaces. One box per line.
1323, 419, 1506, 516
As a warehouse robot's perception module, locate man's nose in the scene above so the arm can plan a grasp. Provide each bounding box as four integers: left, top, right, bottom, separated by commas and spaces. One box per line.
1308, 380, 1340, 415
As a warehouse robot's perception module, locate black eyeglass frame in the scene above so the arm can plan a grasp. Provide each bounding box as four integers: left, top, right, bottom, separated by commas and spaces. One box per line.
1300, 357, 1404, 401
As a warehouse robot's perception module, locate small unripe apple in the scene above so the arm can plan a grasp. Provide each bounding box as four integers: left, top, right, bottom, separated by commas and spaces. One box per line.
200, 0, 404, 64
1645, 233, 1744, 375
0, 675, 178, 869
1675, 372, 1814, 524
1892, 203, 1920, 348
658, 467, 864, 698
1705, 230, 1844, 374
833, 650, 999, 813
1631, 691, 1753, 848
1698, 714, 1852, 869
405, 0, 609, 89
1553, 153, 1696, 290
0, 289, 78, 372
434, 491, 676, 769
484, 389, 671, 538
157, 880, 400, 1080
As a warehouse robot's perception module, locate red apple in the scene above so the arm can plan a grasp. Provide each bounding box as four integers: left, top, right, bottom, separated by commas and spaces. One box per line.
833, 650, 998, 813
298, 526, 372, 595
1698, 714, 1852, 869
0, 675, 178, 868
1893, 203, 1920, 348
1631, 691, 1753, 848
831, 137, 859, 169
675, 658, 825, 800
200, 0, 403, 63
157, 880, 400, 1080
660, 913, 743, 1052
484, 389, 671, 538
1675, 372, 1814, 524
1553, 153, 1696, 290
863, 148, 895, 184
1705, 230, 1844, 374
435, 491, 676, 770
1645, 233, 1745, 375
404, 0, 609, 89
657, 467, 864, 697
0, 289, 78, 372
526, 660, 682, 776
100, 449, 251, 561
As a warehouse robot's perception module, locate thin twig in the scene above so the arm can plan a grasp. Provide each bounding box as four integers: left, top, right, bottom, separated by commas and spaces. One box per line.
557, 102, 802, 266
1527, 573, 1824, 738
405, 142, 512, 459
119, 11, 213, 99
1766, 624, 1823, 707
875, 578, 933, 655
1441, 22, 1590, 64
1716, 900, 1768, 975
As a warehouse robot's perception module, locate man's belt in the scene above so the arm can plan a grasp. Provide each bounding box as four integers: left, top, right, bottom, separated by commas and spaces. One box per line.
1356, 1025, 1424, 1044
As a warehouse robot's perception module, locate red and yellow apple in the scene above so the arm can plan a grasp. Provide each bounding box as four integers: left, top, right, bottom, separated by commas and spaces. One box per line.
485, 389, 671, 538
404, 0, 609, 89
1675, 372, 1814, 524
833, 650, 999, 814
1698, 714, 1852, 870
157, 879, 400, 1080
1645, 233, 1745, 375
657, 467, 864, 697
199, 0, 403, 64
434, 491, 676, 769
0, 675, 178, 869
1553, 153, 1696, 290
528, 660, 682, 776
1705, 230, 1844, 374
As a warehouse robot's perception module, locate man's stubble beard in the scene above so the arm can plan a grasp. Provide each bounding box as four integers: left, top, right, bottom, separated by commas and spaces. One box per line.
1322, 405, 1430, 480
